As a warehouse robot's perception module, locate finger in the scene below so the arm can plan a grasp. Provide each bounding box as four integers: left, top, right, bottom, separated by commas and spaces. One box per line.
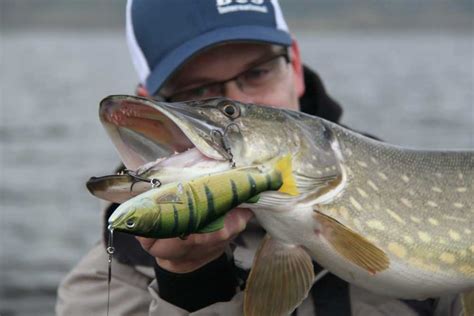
196, 208, 254, 243
136, 236, 157, 251
223, 208, 254, 235
136, 208, 254, 259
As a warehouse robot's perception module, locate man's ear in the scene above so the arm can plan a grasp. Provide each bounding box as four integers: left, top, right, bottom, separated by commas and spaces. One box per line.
136, 84, 150, 97
289, 39, 305, 98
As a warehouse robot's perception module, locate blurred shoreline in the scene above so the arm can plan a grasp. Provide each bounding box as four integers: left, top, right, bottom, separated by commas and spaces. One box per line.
2, 0, 473, 32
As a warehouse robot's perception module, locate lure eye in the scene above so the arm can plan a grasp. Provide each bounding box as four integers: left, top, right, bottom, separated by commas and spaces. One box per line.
126, 219, 135, 228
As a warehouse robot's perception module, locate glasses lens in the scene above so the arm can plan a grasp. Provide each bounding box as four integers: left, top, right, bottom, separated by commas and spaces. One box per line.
238, 55, 288, 95
164, 53, 289, 102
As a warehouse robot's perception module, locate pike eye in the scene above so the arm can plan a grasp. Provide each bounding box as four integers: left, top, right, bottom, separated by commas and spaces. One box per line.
126, 219, 135, 228
224, 104, 235, 116
221, 103, 240, 119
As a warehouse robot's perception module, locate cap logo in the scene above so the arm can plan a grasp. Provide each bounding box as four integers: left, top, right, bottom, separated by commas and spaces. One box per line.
216, 0, 268, 14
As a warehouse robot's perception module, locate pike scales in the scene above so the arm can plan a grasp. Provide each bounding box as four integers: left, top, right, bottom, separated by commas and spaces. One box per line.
328, 127, 473, 276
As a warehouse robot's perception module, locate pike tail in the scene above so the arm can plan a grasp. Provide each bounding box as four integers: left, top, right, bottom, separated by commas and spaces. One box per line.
274, 155, 299, 196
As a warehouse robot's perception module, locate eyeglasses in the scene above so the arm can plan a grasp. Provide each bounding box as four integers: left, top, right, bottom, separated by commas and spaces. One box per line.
157, 50, 290, 102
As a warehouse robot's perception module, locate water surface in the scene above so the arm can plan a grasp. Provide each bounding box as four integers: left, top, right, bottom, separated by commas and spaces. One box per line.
1, 30, 472, 315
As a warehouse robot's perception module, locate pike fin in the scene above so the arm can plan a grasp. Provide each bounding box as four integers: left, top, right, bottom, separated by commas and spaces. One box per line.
461, 289, 474, 316
315, 211, 390, 274
294, 173, 339, 194
274, 155, 299, 196
242, 193, 296, 211
197, 216, 225, 233
294, 172, 343, 207
244, 234, 315, 316
246, 195, 260, 203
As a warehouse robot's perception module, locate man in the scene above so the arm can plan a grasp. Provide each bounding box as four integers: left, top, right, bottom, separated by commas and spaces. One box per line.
56, 1, 461, 315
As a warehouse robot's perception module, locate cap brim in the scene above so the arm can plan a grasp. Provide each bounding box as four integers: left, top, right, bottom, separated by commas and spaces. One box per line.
145, 25, 292, 96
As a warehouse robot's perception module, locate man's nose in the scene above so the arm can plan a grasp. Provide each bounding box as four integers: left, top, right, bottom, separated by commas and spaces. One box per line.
222, 80, 254, 103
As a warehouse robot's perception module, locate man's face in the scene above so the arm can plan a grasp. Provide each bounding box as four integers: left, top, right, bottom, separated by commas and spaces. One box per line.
158, 42, 305, 111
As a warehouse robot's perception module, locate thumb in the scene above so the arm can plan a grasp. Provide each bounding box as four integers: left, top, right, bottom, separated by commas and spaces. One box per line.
224, 208, 255, 233
135, 236, 156, 251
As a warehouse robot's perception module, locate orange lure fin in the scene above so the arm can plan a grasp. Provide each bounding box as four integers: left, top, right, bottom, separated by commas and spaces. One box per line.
273, 155, 299, 196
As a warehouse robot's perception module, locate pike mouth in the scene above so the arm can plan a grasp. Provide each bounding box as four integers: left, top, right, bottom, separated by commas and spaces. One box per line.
99, 95, 232, 171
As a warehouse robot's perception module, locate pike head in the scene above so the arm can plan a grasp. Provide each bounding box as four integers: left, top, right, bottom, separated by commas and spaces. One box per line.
94, 95, 343, 202
100, 95, 338, 177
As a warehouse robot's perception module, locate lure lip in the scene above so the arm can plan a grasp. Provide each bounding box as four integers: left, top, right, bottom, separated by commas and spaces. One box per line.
99, 95, 230, 171
86, 147, 231, 204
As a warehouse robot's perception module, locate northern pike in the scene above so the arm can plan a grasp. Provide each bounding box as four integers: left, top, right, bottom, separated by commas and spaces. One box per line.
97, 95, 473, 315
108, 157, 298, 238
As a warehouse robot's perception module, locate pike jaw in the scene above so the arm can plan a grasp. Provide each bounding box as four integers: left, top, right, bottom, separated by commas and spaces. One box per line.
99, 95, 240, 173
91, 95, 314, 205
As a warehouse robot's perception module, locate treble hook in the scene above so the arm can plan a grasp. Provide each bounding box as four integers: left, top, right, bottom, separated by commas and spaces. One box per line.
211, 129, 225, 144
211, 129, 236, 167
223, 122, 241, 136
210, 122, 242, 168
150, 178, 162, 188
224, 123, 241, 168
211, 129, 232, 157
122, 169, 162, 191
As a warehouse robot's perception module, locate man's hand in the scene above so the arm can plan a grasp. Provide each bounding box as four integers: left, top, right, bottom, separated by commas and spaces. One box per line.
136, 208, 254, 273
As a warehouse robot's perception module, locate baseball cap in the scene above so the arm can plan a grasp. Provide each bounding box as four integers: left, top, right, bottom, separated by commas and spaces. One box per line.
126, 0, 292, 95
